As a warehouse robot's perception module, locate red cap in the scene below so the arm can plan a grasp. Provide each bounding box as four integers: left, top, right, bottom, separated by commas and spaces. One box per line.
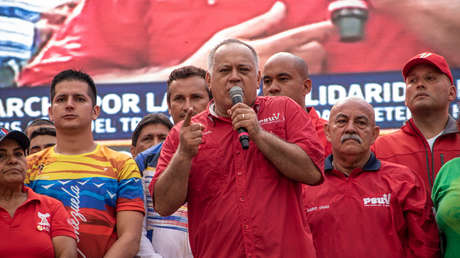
402, 52, 453, 84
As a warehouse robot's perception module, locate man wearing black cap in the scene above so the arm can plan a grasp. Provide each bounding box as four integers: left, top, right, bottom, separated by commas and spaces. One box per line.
373, 52, 460, 192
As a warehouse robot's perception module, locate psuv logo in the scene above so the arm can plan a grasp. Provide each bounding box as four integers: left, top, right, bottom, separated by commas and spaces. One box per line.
259, 112, 284, 125
363, 193, 391, 207
37, 212, 51, 232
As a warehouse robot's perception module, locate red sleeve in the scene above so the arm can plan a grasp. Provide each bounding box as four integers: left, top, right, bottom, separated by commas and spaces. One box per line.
402, 169, 440, 258
284, 98, 325, 182
50, 199, 76, 239
149, 125, 181, 203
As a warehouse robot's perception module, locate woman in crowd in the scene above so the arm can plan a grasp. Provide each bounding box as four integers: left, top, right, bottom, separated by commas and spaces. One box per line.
0, 128, 76, 257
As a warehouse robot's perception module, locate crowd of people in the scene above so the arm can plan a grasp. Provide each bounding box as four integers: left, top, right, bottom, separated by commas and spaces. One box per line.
0, 38, 459, 258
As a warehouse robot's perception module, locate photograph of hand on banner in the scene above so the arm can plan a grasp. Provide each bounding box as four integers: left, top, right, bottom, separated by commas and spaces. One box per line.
5, 0, 460, 87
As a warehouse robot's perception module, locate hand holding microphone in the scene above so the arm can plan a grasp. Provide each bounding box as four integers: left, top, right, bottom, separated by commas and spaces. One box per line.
229, 86, 254, 150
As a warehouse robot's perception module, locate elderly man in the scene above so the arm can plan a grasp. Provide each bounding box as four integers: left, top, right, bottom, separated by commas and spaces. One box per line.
262, 52, 331, 155
373, 52, 460, 192
151, 39, 324, 257
303, 97, 439, 258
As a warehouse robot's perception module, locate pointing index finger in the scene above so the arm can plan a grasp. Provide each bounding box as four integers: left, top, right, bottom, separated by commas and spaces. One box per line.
183, 108, 193, 127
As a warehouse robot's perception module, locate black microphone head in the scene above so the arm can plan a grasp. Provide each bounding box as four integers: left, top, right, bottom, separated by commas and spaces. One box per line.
229, 86, 244, 105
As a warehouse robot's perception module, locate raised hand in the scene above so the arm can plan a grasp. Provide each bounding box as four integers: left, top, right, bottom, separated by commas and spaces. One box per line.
178, 108, 204, 159
93, 1, 337, 84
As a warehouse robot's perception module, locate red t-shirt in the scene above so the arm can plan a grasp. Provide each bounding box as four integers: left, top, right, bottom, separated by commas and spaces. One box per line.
151, 96, 324, 257
0, 186, 75, 258
18, 0, 429, 86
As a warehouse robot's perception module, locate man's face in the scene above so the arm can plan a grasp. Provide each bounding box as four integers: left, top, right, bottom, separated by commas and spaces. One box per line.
208, 43, 260, 116
29, 135, 57, 155
0, 139, 26, 185
326, 100, 379, 156
262, 57, 310, 107
130, 123, 170, 157
49, 80, 100, 131
168, 76, 210, 124
405, 64, 456, 114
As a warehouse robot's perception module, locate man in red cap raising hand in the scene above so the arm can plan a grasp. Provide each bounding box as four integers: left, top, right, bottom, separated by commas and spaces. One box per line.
374, 52, 460, 192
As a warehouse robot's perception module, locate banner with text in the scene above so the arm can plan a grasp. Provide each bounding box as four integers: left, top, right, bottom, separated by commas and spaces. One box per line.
1, 70, 459, 140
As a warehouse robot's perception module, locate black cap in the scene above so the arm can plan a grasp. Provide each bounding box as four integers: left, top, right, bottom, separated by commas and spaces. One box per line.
0, 128, 30, 152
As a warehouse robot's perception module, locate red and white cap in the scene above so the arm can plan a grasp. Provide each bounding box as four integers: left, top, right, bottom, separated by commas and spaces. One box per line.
402, 52, 453, 84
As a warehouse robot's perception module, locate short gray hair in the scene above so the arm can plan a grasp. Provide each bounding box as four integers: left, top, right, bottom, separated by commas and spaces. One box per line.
207, 39, 259, 73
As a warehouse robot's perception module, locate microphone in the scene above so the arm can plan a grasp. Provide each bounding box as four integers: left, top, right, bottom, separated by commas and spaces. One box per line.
328, 0, 369, 42
229, 86, 250, 149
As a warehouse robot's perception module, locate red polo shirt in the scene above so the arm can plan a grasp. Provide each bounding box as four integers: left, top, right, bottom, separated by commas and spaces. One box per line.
151, 96, 324, 258
0, 186, 75, 258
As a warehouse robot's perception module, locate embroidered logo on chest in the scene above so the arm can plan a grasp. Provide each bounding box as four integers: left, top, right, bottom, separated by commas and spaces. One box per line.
36, 212, 50, 232
258, 112, 284, 125
363, 193, 391, 207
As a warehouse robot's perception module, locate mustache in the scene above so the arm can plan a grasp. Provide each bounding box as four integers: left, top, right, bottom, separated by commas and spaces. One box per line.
341, 133, 362, 144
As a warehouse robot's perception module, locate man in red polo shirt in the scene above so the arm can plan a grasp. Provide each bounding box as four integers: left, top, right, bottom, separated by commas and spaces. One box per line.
262, 52, 332, 156
151, 39, 324, 257
304, 97, 439, 258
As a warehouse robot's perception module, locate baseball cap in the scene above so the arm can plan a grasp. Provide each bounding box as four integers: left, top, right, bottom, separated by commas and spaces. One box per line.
402, 52, 453, 84
0, 128, 30, 152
